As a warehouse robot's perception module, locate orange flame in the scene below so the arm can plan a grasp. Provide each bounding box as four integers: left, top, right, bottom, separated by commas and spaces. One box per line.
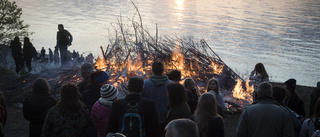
211, 61, 224, 75
232, 78, 254, 104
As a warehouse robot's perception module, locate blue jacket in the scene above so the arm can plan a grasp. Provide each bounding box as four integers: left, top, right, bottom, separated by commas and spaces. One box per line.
142, 75, 172, 123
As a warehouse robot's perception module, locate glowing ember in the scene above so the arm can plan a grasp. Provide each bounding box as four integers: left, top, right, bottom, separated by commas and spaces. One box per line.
211, 61, 224, 75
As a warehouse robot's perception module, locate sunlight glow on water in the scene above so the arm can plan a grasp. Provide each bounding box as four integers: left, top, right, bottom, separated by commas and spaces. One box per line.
13, 0, 320, 86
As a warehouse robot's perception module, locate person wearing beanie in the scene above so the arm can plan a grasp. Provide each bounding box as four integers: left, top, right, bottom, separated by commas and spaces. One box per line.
309, 81, 320, 117
107, 77, 161, 137
91, 84, 118, 137
284, 78, 306, 117
77, 62, 96, 94
82, 70, 109, 137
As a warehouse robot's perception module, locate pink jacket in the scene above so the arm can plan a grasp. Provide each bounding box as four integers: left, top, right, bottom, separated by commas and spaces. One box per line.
91, 101, 112, 137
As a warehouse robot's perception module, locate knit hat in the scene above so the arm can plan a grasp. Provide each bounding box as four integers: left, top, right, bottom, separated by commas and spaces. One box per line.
81, 63, 95, 74
284, 78, 296, 90
93, 71, 109, 83
100, 84, 119, 100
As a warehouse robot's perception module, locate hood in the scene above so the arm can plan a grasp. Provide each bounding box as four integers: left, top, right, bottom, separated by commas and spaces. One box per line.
149, 75, 169, 86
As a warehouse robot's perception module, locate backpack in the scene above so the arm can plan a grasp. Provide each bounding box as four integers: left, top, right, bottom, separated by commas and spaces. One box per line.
119, 99, 146, 137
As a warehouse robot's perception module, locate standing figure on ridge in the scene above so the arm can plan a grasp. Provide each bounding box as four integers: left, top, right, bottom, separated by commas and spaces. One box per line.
53, 47, 59, 65
56, 24, 72, 66
41, 47, 46, 62
249, 63, 269, 101
10, 36, 23, 73
48, 48, 53, 63
23, 37, 36, 72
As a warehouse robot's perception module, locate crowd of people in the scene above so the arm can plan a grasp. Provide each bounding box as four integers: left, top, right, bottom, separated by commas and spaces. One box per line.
9, 24, 94, 74
0, 60, 319, 137
5, 30, 320, 137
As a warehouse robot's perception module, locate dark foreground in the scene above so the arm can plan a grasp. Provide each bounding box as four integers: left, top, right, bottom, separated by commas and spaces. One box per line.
0, 67, 315, 137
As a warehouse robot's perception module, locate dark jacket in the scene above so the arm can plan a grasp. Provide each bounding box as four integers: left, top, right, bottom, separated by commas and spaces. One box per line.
77, 77, 90, 94
207, 116, 225, 137
285, 97, 306, 117
186, 88, 199, 114
107, 93, 161, 137
82, 84, 101, 111
23, 42, 35, 58
23, 91, 57, 137
56, 30, 72, 46
10, 40, 22, 58
237, 96, 295, 137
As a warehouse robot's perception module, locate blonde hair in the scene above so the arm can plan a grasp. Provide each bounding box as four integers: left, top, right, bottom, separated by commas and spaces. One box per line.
194, 92, 219, 137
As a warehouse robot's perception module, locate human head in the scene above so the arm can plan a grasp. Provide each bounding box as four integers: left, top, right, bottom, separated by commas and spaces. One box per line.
195, 92, 218, 117
284, 78, 296, 91
254, 63, 268, 78
128, 77, 144, 93
24, 37, 30, 43
164, 118, 200, 137
80, 62, 95, 78
257, 82, 273, 97
100, 84, 118, 101
168, 70, 181, 82
58, 24, 64, 31
90, 70, 109, 85
59, 83, 83, 114
207, 77, 219, 93
152, 60, 164, 75
184, 78, 196, 90
272, 86, 287, 106
13, 36, 19, 42
32, 78, 50, 94
167, 83, 187, 108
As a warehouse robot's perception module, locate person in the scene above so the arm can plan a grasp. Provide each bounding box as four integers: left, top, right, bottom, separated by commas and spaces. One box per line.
23, 78, 57, 137
48, 48, 53, 63
77, 62, 96, 94
10, 36, 23, 73
0, 88, 7, 137
166, 83, 191, 124
40, 47, 46, 62
237, 82, 294, 137
53, 47, 59, 65
184, 78, 199, 114
168, 70, 181, 83
23, 37, 35, 72
300, 97, 320, 137
192, 92, 224, 137
207, 77, 226, 118
272, 86, 303, 137
82, 70, 109, 137
284, 78, 306, 117
249, 63, 269, 100
310, 82, 320, 117
41, 83, 89, 136
141, 60, 172, 131
107, 77, 161, 137
72, 50, 77, 61
91, 84, 118, 137
164, 118, 200, 137
56, 24, 72, 66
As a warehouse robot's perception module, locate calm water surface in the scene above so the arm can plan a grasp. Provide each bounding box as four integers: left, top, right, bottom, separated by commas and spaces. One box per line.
14, 0, 320, 86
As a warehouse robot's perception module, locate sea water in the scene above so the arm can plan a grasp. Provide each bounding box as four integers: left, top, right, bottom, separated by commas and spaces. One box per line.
14, 0, 320, 86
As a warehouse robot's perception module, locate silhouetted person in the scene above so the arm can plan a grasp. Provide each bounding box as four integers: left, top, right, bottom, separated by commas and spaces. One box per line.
56, 24, 72, 66
10, 36, 23, 73
284, 78, 306, 117
249, 63, 269, 101
23, 78, 57, 137
237, 82, 294, 137
23, 37, 35, 72
48, 48, 53, 63
168, 70, 181, 83
41, 47, 46, 62
53, 47, 59, 65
